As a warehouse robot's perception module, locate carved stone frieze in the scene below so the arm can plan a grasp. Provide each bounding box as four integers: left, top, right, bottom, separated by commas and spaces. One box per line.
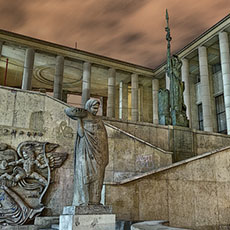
0, 141, 67, 226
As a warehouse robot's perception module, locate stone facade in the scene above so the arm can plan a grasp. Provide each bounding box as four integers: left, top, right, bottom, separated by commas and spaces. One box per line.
1, 86, 230, 228
0, 86, 172, 219
105, 118, 230, 162
105, 146, 230, 229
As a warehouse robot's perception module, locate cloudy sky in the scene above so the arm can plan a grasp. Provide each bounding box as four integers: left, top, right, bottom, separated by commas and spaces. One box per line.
0, 0, 229, 68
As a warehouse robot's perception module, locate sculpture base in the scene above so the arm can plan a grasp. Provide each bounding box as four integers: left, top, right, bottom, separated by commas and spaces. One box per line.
171, 110, 189, 127
59, 205, 115, 230
63, 205, 112, 215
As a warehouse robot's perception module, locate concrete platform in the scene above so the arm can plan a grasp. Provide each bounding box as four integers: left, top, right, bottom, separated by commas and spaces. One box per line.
59, 213, 116, 230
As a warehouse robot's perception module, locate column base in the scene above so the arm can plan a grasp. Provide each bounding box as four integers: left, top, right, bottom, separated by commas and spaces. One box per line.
59, 205, 115, 230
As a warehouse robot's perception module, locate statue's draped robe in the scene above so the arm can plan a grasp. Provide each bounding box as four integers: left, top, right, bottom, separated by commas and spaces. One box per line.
73, 114, 108, 205
65, 100, 108, 206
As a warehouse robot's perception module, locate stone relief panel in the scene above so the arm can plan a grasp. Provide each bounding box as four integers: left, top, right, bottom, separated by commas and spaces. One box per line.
56, 121, 73, 138
0, 141, 67, 226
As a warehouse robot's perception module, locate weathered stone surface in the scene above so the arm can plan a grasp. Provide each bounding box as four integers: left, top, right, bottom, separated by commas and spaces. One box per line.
63, 205, 112, 215
131, 220, 190, 230
193, 181, 218, 227
168, 180, 196, 227
139, 179, 168, 221
0, 141, 67, 226
106, 184, 138, 220
215, 150, 230, 182
34, 216, 59, 228
216, 182, 230, 225
59, 214, 116, 230
106, 146, 230, 229
2, 87, 230, 229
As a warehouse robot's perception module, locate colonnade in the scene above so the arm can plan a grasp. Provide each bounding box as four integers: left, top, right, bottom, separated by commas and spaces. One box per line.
19, 29, 230, 132
219, 32, 230, 134
20, 47, 157, 123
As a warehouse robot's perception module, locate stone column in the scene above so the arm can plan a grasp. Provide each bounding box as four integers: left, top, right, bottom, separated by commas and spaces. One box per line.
152, 79, 159, 124
62, 90, 68, 103
182, 58, 191, 122
131, 73, 139, 122
81, 62, 91, 107
198, 46, 213, 132
0, 41, 3, 59
22, 48, 35, 90
107, 68, 116, 117
219, 31, 230, 134
119, 81, 128, 120
166, 73, 170, 90
53, 55, 64, 100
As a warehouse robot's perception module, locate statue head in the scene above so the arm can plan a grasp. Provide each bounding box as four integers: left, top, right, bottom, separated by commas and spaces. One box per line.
85, 99, 100, 116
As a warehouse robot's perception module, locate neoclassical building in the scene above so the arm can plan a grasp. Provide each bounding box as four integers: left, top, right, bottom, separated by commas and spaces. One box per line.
155, 14, 230, 134
1, 14, 230, 134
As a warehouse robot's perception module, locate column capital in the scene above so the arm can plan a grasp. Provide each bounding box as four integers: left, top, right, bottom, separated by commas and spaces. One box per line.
182, 58, 188, 63
108, 67, 116, 76
198, 45, 207, 52
218, 31, 228, 36
56, 55, 64, 60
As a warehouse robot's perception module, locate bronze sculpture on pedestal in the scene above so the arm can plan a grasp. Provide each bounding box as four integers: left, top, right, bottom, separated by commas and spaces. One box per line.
159, 10, 189, 127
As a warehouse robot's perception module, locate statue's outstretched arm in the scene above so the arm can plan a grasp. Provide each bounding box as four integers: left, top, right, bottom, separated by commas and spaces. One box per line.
64, 107, 88, 120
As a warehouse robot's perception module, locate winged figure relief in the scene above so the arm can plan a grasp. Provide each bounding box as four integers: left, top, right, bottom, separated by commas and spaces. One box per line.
0, 141, 67, 226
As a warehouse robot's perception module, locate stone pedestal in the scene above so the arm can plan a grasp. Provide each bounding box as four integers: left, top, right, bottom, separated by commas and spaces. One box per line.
59, 205, 115, 230
171, 110, 189, 127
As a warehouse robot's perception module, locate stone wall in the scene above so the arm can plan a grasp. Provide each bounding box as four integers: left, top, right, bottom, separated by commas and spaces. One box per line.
105, 124, 172, 182
105, 146, 230, 229
1, 85, 230, 224
105, 118, 230, 162
0, 86, 171, 216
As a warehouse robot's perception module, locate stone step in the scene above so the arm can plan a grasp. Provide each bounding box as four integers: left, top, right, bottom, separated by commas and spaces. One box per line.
131, 221, 191, 230
116, 220, 138, 230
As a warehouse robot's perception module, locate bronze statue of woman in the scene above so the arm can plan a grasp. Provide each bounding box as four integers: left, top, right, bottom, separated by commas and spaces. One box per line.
65, 99, 109, 206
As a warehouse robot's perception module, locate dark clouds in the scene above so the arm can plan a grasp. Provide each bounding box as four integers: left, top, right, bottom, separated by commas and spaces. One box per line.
0, 0, 27, 29
121, 32, 145, 45
0, 0, 229, 68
